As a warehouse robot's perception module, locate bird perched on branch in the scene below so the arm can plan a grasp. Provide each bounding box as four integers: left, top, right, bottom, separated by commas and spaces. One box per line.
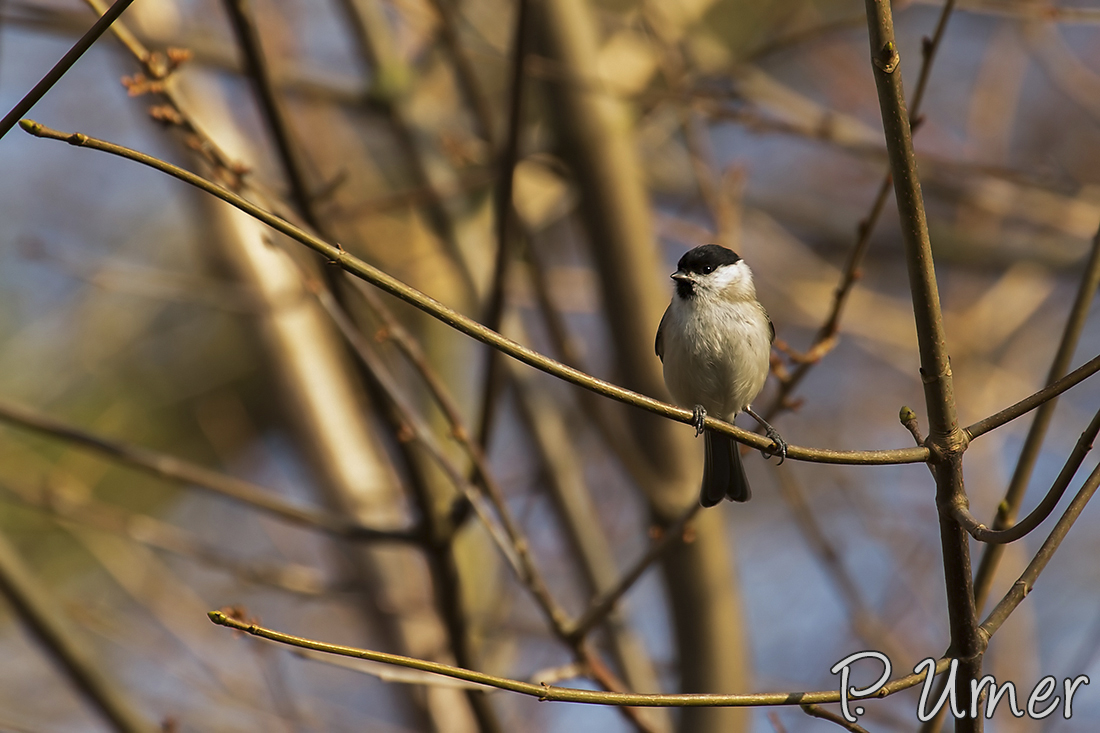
655, 244, 786, 506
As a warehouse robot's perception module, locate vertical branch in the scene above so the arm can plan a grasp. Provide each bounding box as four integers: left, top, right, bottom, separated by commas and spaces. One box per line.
862, 3, 981, 732
221, 0, 318, 228
335, 0, 479, 299
425, 0, 498, 148
475, 0, 530, 448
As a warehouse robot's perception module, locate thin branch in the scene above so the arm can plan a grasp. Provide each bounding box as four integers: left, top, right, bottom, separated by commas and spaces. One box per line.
346, 279, 477, 461
578, 644, 664, 733
306, 273, 573, 630
333, 281, 509, 733
0, 398, 415, 542
800, 704, 872, 733
351, 274, 664, 728
517, 241, 667, 499
19, 119, 930, 466
209, 608, 954, 707
566, 503, 703, 642
979, 459, 1100, 640
424, 0, 497, 146
0, 531, 156, 733
326, 275, 667, 731
964, 353, 1100, 440
972, 224, 1100, 607
0, 0, 136, 139
0, 478, 332, 596
765, 0, 957, 420
81, 0, 254, 188
221, 0, 317, 227
334, 0, 478, 299
954, 406, 1100, 544
475, 0, 529, 450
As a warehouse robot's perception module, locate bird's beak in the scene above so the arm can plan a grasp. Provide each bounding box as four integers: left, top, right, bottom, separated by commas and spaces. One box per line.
671, 271, 693, 282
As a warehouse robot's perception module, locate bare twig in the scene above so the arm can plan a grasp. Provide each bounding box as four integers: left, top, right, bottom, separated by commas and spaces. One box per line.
221, 0, 317, 227
0, 398, 413, 541
0, 0, 136, 139
954, 406, 1100, 544
566, 503, 703, 642
0, 531, 156, 733
801, 704, 872, 733
209, 608, 956, 708
972, 224, 1100, 606
424, 0, 496, 146
19, 119, 933, 466
765, 0, 957, 420
334, 0, 478, 299
964, 353, 1100, 440
0, 478, 331, 596
980, 459, 1100, 639
475, 0, 530, 449
307, 274, 573, 630
81, 0, 252, 188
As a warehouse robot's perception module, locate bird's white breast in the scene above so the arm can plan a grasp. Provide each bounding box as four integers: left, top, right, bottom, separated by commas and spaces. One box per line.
661, 294, 771, 420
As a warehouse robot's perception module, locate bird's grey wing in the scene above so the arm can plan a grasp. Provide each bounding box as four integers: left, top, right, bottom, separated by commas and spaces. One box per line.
763, 305, 775, 344
655, 306, 669, 361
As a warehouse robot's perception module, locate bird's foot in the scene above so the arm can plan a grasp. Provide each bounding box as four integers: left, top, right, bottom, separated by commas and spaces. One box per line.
744, 407, 787, 464
691, 405, 707, 437
762, 424, 787, 465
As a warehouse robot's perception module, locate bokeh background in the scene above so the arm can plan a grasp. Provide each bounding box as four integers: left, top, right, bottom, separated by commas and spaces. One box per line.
2, 0, 1100, 731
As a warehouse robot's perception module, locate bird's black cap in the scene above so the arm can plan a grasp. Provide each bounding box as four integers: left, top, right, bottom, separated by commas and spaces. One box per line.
676, 244, 742, 275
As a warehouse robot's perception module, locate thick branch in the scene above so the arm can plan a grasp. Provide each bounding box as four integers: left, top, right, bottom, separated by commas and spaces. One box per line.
863, 3, 981, 732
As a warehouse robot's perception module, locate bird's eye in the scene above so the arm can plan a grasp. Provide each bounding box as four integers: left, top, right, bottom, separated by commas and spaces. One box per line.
701, 265, 715, 274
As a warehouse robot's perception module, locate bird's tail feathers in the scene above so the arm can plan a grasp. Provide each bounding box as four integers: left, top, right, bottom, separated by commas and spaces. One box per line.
701, 431, 751, 506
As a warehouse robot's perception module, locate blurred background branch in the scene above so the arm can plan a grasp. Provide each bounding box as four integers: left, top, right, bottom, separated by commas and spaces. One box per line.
4, 0, 1100, 731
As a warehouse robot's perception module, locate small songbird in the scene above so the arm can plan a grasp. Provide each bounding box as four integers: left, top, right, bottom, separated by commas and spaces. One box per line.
655, 244, 786, 506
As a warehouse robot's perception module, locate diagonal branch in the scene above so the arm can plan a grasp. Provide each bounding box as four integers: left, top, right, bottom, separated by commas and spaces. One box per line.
0, 530, 156, 732
979, 459, 1100, 639
18, 119, 933, 467
972, 224, 1100, 607
964, 352, 1100, 440
0, 399, 414, 541
0, 0, 136, 139
765, 0, 957, 420
954, 405, 1100, 544
209, 608, 955, 708
221, 0, 318, 228
475, 0, 530, 449
566, 503, 703, 642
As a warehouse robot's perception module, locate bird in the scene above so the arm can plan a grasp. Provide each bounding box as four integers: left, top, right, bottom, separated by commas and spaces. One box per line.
655, 244, 786, 506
